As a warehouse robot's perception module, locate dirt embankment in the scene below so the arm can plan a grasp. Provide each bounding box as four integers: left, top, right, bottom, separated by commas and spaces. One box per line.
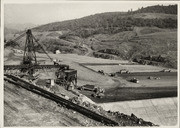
4, 81, 103, 126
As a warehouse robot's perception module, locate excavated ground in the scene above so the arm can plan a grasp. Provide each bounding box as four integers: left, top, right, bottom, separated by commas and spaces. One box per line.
4, 49, 178, 126
4, 81, 103, 126
4, 79, 158, 127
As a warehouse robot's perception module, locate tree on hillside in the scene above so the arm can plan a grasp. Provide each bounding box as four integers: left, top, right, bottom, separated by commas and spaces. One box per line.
134, 5, 177, 14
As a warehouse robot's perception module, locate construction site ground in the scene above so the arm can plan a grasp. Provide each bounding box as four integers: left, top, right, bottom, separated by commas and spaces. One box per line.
4, 49, 178, 126
5, 50, 177, 88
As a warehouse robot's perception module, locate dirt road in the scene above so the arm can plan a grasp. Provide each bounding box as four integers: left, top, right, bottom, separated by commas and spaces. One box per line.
82, 44, 93, 56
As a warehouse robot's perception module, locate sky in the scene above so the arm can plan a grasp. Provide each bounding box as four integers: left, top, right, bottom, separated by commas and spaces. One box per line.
4, 1, 174, 26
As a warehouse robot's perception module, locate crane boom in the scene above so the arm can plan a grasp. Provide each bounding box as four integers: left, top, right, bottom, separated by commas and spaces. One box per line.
5, 32, 26, 47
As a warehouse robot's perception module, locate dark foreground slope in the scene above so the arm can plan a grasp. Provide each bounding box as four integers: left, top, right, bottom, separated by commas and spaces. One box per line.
4, 82, 103, 126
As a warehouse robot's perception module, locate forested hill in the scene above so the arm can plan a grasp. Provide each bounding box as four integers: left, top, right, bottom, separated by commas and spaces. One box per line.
134, 5, 177, 14
33, 5, 177, 38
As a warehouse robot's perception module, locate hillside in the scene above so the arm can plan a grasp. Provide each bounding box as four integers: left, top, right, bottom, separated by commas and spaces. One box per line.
5, 4, 177, 68
33, 5, 177, 35
134, 5, 177, 14
33, 12, 177, 37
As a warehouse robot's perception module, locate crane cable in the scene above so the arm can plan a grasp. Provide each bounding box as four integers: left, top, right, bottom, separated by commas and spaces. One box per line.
32, 35, 54, 62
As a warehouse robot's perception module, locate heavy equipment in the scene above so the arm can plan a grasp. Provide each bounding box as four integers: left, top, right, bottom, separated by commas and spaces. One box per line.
91, 87, 105, 98
77, 84, 105, 98
4, 29, 77, 87
78, 84, 97, 91
55, 68, 77, 90
119, 69, 130, 74
130, 78, 139, 83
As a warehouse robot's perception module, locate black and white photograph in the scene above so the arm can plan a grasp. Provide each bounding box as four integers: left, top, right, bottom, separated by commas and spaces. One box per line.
2, 0, 179, 127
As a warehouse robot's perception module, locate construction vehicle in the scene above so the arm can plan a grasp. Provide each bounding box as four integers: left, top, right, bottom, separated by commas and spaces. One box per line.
98, 70, 105, 75
130, 78, 139, 83
109, 73, 115, 77
55, 68, 77, 90
4, 29, 77, 88
91, 87, 105, 98
148, 76, 160, 80
119, 69, 130, 74
77, 84, 105, 98
78, 84, 97, 92
161, 69, 171, 72
92, 92, 105, 98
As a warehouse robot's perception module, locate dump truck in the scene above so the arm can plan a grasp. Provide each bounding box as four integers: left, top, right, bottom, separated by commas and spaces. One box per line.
161, 69, 171, 72
78, 85, 105, 98
119, 69, 130, 74
130, 78, 139, 83
78, 84, 97, 91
